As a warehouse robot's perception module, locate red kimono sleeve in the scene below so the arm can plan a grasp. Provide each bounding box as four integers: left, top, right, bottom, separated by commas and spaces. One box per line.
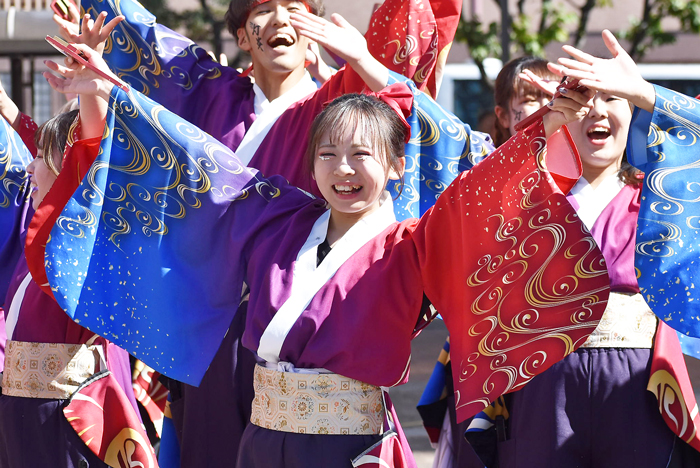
410, 122, 610, 423
25, 120, 103, 298
16, 112, 38, 156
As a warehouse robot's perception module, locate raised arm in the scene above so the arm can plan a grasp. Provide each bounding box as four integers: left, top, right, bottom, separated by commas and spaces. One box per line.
41, 78, 313, 385
69, 0, 243, 140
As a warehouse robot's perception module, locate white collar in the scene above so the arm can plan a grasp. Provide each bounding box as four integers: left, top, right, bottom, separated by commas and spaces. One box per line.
237, 72, 317, 165
257, 193, 396, 363
571, 173, 625, 230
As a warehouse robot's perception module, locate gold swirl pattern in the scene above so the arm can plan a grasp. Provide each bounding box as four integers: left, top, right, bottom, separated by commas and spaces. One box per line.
635, 218, 680, 258
59, 89, 278, 248
0, 120, 32, 208
446, 127, 609, 419
648, 369, 697, 443
391, 35, 418, 64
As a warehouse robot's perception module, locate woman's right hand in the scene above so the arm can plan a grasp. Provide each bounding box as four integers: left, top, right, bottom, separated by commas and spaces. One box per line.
55, 10, 124, 55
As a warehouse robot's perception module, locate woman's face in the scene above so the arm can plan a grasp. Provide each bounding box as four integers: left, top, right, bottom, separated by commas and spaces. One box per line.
496, 91, 550, 136
313, 124, 400, 223
566, 92, 632, 182
26, 147, 60, 210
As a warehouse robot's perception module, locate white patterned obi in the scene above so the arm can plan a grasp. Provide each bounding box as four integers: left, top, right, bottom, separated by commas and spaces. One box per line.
581, 292, 657, 348
250, 364, 385, 435
1, 340, 102, 399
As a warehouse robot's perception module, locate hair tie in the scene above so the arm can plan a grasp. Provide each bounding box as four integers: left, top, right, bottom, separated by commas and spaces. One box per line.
371, 83, 414, 143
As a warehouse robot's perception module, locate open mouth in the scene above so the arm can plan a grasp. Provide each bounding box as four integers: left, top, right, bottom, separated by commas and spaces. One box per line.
267, 34, 294, 48
587, 126, 611, 141
333, 184, 362, 194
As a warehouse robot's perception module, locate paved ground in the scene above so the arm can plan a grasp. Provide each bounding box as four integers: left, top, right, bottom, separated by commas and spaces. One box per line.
388, 319, 448, 468
390, 319, 700, 468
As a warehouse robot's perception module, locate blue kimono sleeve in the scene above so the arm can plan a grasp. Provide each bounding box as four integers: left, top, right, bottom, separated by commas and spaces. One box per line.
385, 71, 495, 219
627, 85, 700, 338
44, 86, 314, 385
81, 0, 244, 127
0, 116, 33, 303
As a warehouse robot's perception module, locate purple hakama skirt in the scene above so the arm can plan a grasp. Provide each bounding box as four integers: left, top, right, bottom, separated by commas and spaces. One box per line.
0, 396, 107, 468
500, 348, 697, 468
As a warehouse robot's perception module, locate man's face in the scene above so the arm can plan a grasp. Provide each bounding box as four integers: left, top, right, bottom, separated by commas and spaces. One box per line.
237, 0, 311, 76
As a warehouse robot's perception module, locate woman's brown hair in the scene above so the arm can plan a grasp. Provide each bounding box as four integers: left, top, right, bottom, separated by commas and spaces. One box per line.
33, 109, 79, 176
493, 56, 557, 147
305, 93, 407, 193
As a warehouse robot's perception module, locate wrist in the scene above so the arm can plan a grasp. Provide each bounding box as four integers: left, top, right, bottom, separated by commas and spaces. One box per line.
635, 81, 655, 113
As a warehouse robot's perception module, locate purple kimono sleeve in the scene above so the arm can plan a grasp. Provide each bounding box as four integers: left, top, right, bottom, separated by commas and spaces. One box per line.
44, 86, 315, 385
83, 0, 255, 148
410, 122, 610, 422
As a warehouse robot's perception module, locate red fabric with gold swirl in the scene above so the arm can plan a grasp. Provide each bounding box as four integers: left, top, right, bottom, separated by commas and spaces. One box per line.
366, 0, 460, 97
132, 360, 168, 438
63, 371, 158, 468
413, 123, 611, 422
648, 322, 700, 451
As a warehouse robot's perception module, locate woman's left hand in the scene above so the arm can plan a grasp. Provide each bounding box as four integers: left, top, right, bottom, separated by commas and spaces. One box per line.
542, 87, 594, 138
43, 44, 116, 100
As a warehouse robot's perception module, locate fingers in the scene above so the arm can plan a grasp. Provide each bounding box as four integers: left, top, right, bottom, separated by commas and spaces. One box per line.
546, 62, 567, 78
54, 14, 80, 41
45, 59, 75, 77
101, 15, 125, 38
43, 71, 70, 94
518, 69, 558, 96
330, 13, 350, 28
291, 13, 330, 43
67, 1, 80, 23
561, 44, 597, 66
557, 57, 594, 74
601, 29, 624, 58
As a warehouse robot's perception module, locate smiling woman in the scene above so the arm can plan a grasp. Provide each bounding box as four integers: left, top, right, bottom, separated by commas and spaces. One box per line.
26, 110, 78, 210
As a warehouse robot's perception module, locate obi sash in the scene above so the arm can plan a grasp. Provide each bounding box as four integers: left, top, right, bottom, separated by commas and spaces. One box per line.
581, 292, 657, 349
250, 364, 385, 435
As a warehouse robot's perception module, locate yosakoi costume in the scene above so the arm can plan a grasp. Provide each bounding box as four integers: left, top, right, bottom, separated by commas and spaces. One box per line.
42, 83, 609, 467
485, 86, 700, 468
79, 0, 486, 463
0, 115, 154, 468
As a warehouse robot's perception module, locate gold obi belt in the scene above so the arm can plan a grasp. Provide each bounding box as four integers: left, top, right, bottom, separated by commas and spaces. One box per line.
250, 364, 385, 435
1, 340, 101, 399
581, 292, 657, 349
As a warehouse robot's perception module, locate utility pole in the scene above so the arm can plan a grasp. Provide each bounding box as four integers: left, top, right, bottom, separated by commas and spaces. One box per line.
499, 0, 510, 64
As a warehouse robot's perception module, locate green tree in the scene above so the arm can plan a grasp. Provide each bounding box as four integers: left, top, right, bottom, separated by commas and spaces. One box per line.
620, 0, 700, 61
456, 0, 576, 90
140, 0, 230, 58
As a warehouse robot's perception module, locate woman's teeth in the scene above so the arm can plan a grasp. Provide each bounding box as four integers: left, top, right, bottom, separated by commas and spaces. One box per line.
334, 184, 361, 193
587, 126, 611, 140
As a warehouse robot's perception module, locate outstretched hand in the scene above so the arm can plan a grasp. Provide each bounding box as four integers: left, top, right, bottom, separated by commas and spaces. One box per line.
290, 11, 387, 92
552, 30, 655, 112
518, 69, 560, 97
291, 11, 367, 65
55, 10, 124, 55
43, 44, 116, 100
